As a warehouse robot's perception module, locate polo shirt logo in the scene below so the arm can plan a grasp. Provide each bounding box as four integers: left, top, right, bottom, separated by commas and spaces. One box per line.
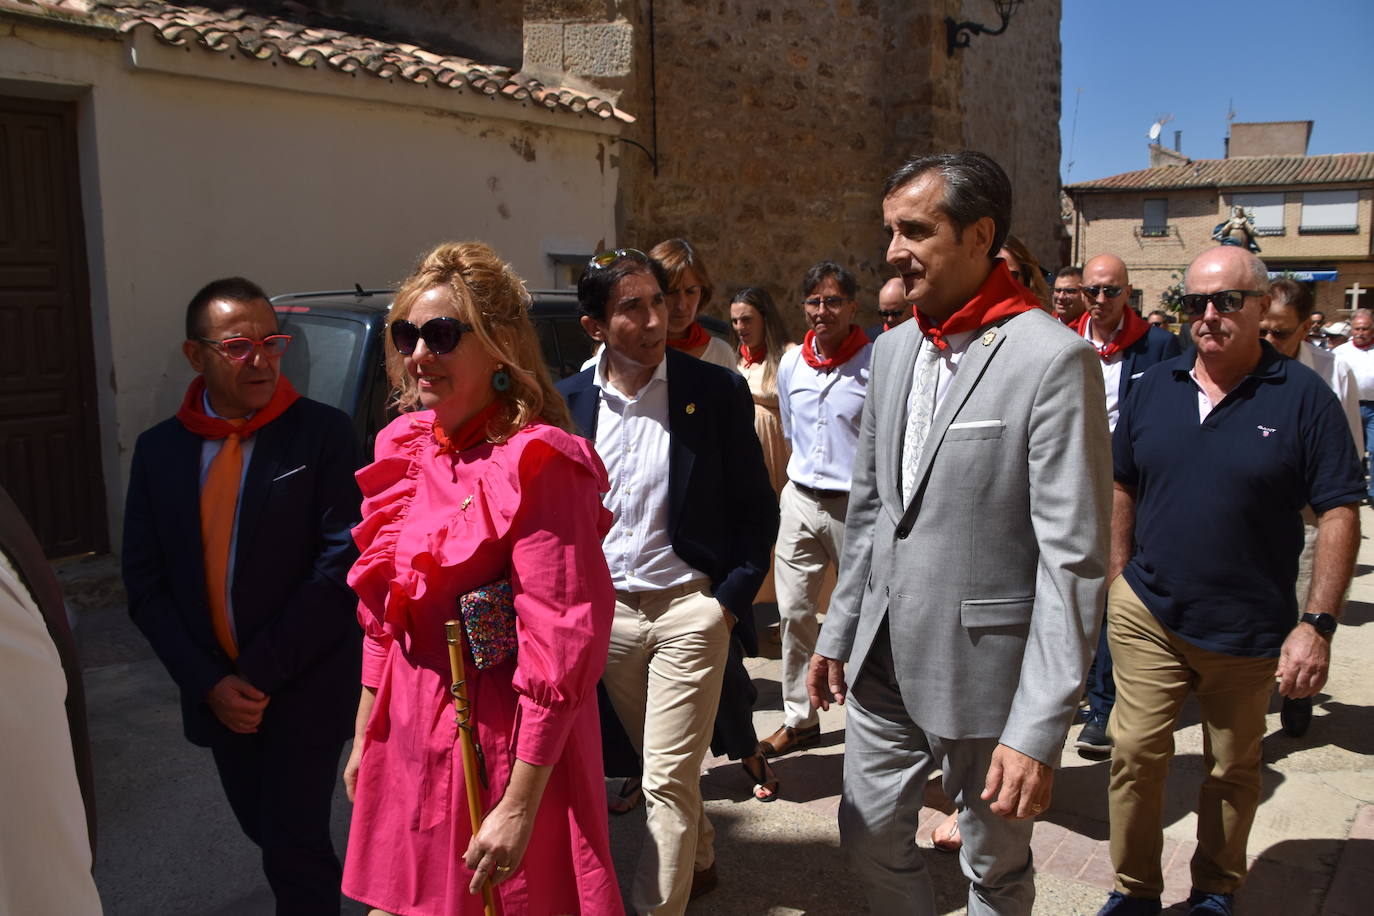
1258, 425, 1276, 437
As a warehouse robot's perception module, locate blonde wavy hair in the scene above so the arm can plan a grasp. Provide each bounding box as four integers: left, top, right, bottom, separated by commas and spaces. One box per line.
386, 241, 572, 441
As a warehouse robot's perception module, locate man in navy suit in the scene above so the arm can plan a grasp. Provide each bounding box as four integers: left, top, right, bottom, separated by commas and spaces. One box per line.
1069, 254, 1181, 755
557, 249, 777, 915
122, 278, 361, 915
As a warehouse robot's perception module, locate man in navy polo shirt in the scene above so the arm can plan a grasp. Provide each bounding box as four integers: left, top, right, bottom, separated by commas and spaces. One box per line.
1097, 246, 1362, 916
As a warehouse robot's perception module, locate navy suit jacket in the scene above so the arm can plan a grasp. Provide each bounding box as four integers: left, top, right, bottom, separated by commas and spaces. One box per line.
1117, 325, 1183, 403
557, 348, 779, 655
122, 395, 362, 747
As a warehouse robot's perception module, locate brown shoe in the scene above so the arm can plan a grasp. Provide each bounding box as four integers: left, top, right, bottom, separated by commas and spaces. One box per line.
757, 723, 821, 758
690, 862, 718, 899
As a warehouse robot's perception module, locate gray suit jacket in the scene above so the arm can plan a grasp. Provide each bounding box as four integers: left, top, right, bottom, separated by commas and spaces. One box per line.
814, 308, 1112, 765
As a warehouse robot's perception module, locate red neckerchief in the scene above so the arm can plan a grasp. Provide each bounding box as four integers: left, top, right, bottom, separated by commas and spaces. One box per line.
915, 260, 1039, 351
801, 324, 867, 372
740, 343, 767, 367
432, 399, 502, 454
1071, 307, 1150, 362
668, 322, 711, 353
1356, 340, 1374, 351
176, 375, 300, 439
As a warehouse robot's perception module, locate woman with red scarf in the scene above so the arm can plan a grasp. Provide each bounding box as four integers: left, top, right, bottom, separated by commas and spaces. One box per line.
650, 238, 738, 371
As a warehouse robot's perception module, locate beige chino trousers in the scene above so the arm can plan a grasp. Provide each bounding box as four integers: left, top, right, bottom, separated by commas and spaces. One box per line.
1105, 577, 1276, 898
601, 580, 730, 916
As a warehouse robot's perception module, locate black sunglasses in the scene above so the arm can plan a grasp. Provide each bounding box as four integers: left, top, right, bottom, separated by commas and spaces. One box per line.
1179, 289, 1264, 317
1083, 285, 1125, 299
586, 248, 649, 271
390, 317, 474, 356
879, 309, 907, 321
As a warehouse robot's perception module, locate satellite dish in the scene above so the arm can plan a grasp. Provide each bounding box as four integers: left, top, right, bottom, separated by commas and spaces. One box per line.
1148, 122, 1162, 141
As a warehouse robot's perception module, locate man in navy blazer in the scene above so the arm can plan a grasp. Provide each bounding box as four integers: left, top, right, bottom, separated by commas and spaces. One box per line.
556, 249, 777, 913
1069, 254, 1181, 756
122, 278, 361, 915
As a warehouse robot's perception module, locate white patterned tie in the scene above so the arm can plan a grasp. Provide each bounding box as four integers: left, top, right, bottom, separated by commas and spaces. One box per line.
901, 339, 942, 504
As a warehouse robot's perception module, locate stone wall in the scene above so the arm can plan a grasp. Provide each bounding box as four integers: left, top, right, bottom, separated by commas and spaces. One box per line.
528, 0, 1064, 337
309, 1, 523, 65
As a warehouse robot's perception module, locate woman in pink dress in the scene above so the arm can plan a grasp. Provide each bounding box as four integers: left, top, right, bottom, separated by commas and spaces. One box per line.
342, 241, 623, 915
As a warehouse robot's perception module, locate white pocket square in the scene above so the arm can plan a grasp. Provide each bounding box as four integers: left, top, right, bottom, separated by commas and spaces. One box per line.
272, 465, 307, 482
948, 419, 1004, 430
1131, 371, 1145, 380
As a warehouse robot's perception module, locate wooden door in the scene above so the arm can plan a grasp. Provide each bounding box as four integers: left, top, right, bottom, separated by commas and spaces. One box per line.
0, 96, 107, 556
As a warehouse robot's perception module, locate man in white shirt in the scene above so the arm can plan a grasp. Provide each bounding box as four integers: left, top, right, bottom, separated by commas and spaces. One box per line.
1334, 308, 1374, 506
1262, 280, 1362, 737
1068, 254, 1181, 755
760, 261, 872, 759
558, 249, 777, 914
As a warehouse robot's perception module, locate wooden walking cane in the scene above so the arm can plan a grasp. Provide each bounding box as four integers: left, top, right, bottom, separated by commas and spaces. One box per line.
446, 619, 498, 916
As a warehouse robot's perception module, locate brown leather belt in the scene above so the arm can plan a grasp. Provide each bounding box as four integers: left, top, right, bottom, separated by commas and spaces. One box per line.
792, 482, 848, 501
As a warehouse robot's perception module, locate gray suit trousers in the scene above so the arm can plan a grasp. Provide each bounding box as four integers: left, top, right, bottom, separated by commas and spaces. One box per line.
839, 625, 1035, 916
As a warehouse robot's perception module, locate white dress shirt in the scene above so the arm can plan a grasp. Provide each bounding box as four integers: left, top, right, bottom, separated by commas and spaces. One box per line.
1299, 341, 1363, 447
1333, 341, 1374, 401
777, 340, 872, 491
593, 353, 699, 592
1080, 315, 1126, 431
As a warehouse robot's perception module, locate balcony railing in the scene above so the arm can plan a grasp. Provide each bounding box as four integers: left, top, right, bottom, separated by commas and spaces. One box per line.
1135, 224, 1178, 240
1299, 224, 1359, 235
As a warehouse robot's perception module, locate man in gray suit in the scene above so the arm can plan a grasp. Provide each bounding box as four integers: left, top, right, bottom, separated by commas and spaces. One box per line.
808, 151, 1114, 914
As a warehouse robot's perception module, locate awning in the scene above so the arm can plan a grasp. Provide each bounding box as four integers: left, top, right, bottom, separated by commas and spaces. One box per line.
1268, 270, 1338, 282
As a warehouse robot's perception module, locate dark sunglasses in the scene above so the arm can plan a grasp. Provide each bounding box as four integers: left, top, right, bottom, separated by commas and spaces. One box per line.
1052, 287, 1082, 297
878, 309, 907, 321
390, 317, 474, 356
586, 248, 648, 271
1083, 285, 1125, 299
1179, 289, 1264, 317
198, 335, 291, 361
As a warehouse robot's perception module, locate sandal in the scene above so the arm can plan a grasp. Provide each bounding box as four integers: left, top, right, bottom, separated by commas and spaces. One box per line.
740, 753, 780, 803
607, 776, 643, 815
931, 811, 962, 852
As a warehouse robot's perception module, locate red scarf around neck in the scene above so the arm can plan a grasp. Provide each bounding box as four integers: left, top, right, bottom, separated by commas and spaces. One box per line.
915, 260, 1039, 351
668, 322, 711, 354
740, 342, 767, 367
176, 375, 300, 440
1071, 306, 1150, 362
802, 324, 868, 372
433, 399, 503, 454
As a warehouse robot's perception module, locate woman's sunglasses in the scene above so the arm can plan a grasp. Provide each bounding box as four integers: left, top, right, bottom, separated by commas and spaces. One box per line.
390, 317, 474, 356
586, 248, 649, 271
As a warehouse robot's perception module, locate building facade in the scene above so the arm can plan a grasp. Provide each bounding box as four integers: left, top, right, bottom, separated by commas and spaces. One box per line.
526, 0, 1066, 337
0, 0, 627, 554
1065, 122, 1374, 319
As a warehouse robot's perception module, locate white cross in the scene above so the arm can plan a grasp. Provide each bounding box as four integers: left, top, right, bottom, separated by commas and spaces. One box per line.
1348, 282, 1367, 309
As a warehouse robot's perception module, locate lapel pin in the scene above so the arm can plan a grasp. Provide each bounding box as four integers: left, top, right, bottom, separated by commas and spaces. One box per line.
461, 495, 473, 511
982, 330, 997, 347
685, 402, 696, 415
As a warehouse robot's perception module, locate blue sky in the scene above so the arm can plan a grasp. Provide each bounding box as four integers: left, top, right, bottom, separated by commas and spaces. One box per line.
1060, 0, 1374, 183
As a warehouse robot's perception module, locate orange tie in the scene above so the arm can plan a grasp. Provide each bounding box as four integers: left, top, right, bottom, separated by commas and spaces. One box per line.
201, 420, 245, 660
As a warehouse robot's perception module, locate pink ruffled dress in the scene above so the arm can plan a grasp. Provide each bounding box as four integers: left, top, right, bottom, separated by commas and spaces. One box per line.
342, 412, 623, 916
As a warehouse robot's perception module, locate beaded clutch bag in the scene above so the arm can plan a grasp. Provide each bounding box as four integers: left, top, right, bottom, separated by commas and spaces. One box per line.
458, 578, 517, 669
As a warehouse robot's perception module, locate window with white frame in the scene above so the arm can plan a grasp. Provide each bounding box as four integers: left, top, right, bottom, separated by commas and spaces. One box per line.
1141, 198, 1169, 236
1231, 192, 1285, 235
1299, 190, 1358, 233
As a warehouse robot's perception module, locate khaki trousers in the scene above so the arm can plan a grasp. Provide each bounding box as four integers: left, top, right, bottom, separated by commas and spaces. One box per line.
774, 481, 848, 729
601, 580, 730, 916
1105, 577, 1277, 898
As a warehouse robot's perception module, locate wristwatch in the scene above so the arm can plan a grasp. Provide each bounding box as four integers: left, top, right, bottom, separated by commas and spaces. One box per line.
1300, 612, 1338, 637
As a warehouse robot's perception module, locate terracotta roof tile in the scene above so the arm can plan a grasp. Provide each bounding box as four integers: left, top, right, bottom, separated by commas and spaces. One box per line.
1066, 152, 1374, 192
12, 1, 633, 124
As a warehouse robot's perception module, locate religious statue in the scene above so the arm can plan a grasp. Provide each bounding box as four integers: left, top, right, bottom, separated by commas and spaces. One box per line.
1212, 205, 1261, 252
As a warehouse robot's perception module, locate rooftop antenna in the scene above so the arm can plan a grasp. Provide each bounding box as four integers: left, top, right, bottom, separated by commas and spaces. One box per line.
1065, 87, 1082, 178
